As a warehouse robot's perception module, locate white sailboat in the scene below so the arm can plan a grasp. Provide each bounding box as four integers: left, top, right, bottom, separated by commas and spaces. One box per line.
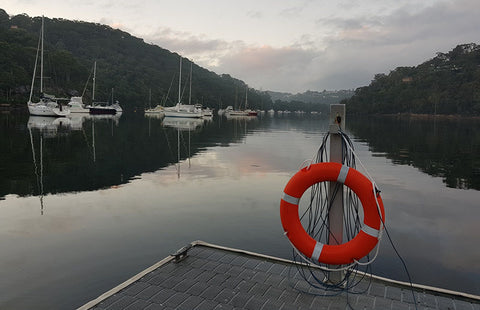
145, 105, 165, 114
244, 86, 257, 116
164, 57, 203, 118
226, 86, 248, 116
110, 88, 123, 113
27, 16, 70, 117
145, 89, 165, 115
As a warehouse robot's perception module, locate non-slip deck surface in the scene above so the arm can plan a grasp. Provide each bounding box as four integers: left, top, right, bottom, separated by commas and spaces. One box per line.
81, 242, 480, 310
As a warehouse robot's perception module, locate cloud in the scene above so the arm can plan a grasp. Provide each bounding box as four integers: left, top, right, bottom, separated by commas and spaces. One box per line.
137, 0, 480, 93
246, 10, 263, 19
141, 26, 240, 67
214, 45, 319, 91
278, 0, 312, 18
302, 0, 480, 90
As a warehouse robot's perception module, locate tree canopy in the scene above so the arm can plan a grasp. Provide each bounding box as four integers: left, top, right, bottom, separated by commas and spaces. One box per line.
0, 11, 273, 112
342, 43, 480, 116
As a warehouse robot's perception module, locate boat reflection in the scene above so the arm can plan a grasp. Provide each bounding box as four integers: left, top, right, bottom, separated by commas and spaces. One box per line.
162, 117, 206, 178
225, 114, 258, 141
26, 113, 123, 211
27, 116, 75, 214
144, 112, 165, 119
27, 125, 44, 214
68, 113, 121, 130
162, 116, 205, 131
27, 116, 72, 138
225, 114, 257, 121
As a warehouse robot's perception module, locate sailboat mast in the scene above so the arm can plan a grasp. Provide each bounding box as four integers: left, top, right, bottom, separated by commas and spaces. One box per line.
235, 87, 238, 110
245, 86, 248, 109
178, 57, 182, 104
189, 61, 192, 105
177, 128, 180, 178
92, 61, 96, 103
40, 16, 44, 93
29, 26, 42, 102
149, 88, 152, 109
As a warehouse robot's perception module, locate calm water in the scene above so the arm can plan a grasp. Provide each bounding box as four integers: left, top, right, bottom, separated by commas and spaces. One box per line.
0, 112, 479, 309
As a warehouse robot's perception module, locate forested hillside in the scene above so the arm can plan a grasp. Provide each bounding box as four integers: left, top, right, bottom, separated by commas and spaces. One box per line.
0, 9, 272, 112
267, 89, 354, 113
342, 43, 480, 115
268, 90, 354, 104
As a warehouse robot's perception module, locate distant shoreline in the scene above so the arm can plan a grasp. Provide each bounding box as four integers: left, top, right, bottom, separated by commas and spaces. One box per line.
369, 113, 480, 120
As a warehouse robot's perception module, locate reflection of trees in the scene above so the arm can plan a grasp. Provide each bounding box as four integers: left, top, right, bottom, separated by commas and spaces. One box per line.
0, 113, 332, 198
1, 114, 264, 198
347, 115, 480, 190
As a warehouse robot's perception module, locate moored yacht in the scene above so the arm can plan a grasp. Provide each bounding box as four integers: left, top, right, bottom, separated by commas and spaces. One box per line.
27, 16, 70, 117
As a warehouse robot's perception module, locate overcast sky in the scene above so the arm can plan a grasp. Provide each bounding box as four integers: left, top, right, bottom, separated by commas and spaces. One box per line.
3, 0, 480, 93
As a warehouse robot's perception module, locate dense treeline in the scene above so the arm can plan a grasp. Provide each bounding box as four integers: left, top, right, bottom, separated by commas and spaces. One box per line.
268, 90, 354, 104
0, 10, 275, 112
342, 43, 480, 115
271, 100, 330, 114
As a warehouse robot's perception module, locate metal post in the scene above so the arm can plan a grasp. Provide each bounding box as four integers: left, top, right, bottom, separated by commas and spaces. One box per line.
327, 104, 345, 284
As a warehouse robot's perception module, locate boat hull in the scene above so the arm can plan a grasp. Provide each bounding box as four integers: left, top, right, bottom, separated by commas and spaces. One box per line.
89, 107, 117, 115
163, 110, 203, 118
227, 111, 249, 116
28, 103, 70, 117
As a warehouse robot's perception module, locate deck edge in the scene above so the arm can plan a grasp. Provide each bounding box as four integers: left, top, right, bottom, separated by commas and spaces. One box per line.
76, 255, 174, 310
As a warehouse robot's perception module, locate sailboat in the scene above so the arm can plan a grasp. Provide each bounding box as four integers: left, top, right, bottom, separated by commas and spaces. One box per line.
109, 88, 123, 113
144, 88, 164, 115
88, 61, 121, 115
164, 57, 203, 118
27, 16, 70, 117
227, 86, 256, 116
145, 75, 174, 116
244, 86, 258, 116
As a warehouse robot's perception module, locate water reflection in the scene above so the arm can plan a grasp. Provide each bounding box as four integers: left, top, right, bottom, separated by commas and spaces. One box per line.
27, 120, 45, 214
162, 116, 205, 131
27, 116, 71, 135
347, 115, 480, 190
2, 113, 478, 201
1, 113, 268, 199
162, 117, 206, 178
23, 114, 124, 212
68, 113, 122, 131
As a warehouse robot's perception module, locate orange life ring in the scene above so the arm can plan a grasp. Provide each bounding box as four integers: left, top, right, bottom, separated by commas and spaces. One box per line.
280, 162, 385, 265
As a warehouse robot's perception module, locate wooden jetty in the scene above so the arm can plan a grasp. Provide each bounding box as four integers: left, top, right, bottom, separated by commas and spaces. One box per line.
78, 240, 480, 310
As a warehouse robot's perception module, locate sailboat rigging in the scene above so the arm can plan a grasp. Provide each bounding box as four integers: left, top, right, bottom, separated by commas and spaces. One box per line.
88, 61, 123, 115
27, 16, 70, 117
164, 57, 203, 118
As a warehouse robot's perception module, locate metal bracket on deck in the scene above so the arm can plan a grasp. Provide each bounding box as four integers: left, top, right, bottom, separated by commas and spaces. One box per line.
172, 244, 192, 263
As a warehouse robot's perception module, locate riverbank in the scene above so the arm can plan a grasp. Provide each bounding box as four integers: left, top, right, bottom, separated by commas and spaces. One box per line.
379, 113, 480, 120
